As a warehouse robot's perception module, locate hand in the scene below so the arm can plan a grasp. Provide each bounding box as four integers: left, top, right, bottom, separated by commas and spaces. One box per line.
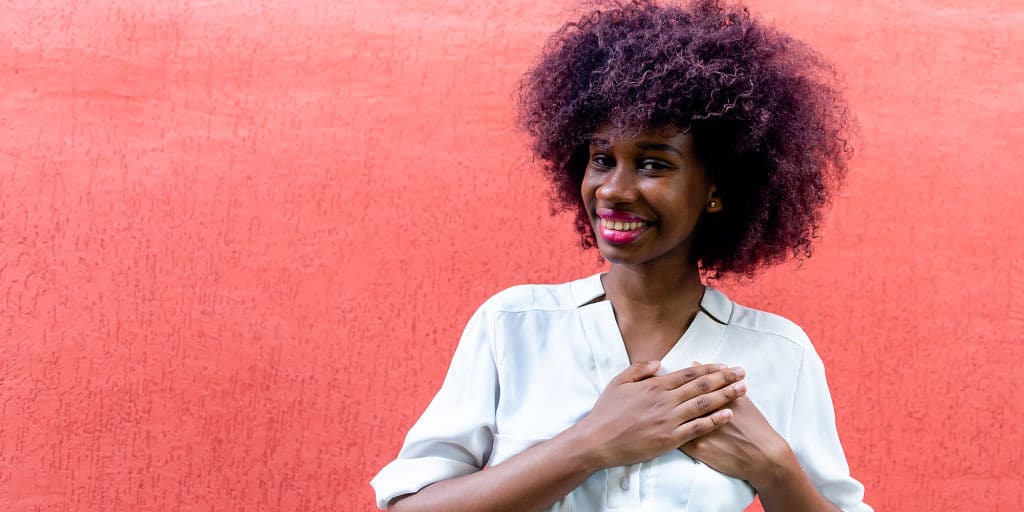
572, 360, 747, 470
678, 394, 795, 490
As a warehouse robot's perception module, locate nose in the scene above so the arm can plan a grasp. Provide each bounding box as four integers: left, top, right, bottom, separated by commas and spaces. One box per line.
595, 162, 639, 203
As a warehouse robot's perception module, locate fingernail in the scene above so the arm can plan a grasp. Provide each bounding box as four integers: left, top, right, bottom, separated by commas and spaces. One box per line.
720, 409, 733, 420
731, 366, 745, 379
715, 363, 727, 370
733, 382, 747, 394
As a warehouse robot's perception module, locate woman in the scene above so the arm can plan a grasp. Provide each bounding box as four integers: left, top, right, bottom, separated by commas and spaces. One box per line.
371, 0, 870, 510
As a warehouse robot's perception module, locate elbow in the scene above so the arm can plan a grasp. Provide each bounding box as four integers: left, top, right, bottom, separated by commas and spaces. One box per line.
386, 493, 422, 512
387, 489, 458, 512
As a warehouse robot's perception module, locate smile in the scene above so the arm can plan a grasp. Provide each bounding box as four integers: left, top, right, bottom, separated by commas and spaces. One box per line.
597, 218, 650, 245
600, 219, 646, 231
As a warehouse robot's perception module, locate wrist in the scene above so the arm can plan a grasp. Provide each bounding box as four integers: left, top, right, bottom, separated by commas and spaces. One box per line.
748, 441, 799, 492
750, 444, 842, 512
559, 422, 608, 475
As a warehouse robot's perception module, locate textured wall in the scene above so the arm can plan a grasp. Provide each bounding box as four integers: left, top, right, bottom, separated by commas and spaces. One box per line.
1, 0, 1021, 510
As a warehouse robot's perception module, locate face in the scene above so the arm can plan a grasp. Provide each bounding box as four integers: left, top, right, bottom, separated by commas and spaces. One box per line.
580, 124, 721, 268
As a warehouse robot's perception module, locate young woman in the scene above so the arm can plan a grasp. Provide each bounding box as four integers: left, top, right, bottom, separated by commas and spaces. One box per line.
371, 1, 870, 510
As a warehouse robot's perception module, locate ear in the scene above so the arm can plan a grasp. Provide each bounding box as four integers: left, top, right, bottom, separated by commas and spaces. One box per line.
704, 184, 723, 213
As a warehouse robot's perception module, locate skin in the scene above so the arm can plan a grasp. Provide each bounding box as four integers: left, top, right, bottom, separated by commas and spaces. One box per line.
390, 124, 841, 512
390, 362, 744, 512
584, 124, 841, 511
583, 124, 722, 363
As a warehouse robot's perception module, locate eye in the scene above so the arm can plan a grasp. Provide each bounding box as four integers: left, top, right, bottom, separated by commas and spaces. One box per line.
639, 160, 671, 171
591, 154, 615, 169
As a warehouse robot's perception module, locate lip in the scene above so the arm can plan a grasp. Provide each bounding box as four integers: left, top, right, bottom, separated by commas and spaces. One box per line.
596, 208, 651, 222
598, 223, 649, 245
595, 209, 652, 245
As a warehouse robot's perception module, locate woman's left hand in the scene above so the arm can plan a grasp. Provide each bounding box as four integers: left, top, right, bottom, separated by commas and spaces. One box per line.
678, 394, 795, 491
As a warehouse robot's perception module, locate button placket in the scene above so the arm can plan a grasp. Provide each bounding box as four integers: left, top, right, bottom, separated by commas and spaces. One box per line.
605, 462, 642, 508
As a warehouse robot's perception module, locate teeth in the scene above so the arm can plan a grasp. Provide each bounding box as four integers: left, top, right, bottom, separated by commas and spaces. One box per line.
601, 219, 646, 231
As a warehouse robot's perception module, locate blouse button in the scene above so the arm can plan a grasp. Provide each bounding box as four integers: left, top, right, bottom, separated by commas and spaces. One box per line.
619, 475, 630, 491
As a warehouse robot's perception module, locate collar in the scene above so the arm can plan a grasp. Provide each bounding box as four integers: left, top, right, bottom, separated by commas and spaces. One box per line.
569, 272, 732, 325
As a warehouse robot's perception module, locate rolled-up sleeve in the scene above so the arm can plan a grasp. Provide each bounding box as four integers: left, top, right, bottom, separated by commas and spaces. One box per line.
370, 303, 499, 509
786, 345, 873, 512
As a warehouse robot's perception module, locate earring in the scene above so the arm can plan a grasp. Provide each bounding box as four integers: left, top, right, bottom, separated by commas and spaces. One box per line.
708, 201, 717, 208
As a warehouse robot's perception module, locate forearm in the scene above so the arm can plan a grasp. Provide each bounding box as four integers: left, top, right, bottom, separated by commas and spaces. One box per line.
754, 448, 841, 512
389, 424, 600, 512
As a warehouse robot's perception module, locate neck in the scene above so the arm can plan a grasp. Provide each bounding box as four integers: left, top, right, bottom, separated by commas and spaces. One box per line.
601, 260, 704, 313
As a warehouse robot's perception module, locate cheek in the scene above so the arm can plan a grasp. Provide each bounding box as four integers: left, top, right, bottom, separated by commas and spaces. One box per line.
642, 187, 703, 226
580, 173, 599, 203
669, 177, 709, 210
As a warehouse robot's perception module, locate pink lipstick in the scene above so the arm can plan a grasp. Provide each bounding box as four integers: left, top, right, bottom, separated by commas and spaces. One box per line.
596, 208, 651, 245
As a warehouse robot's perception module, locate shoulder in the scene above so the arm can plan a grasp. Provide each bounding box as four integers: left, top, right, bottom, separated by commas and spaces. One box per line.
717, 291, 817, 356
477, 274, 593, 314
452, 276, 590, 352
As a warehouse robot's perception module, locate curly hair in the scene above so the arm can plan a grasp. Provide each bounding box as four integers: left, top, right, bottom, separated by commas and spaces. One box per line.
516, 0, 853, 278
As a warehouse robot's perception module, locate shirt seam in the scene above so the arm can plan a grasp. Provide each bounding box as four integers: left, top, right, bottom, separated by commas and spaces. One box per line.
487, 305, 501, 445
783, 349, 807, 439
725, 322, 806, 349
490, 306, 577, 314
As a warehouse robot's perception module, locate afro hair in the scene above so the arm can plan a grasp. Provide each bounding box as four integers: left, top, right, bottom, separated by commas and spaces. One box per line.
516, 0, 854, 278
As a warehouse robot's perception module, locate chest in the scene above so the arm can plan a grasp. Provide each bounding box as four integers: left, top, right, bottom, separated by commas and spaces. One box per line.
486, 306, 804, 511
490, 306, 800, 440
616, 310, 698, 363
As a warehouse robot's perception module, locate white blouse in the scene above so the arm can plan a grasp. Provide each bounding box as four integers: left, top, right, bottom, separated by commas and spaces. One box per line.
371, 273, 872, 511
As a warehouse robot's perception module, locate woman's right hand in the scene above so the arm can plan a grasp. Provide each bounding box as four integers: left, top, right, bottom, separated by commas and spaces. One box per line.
571, 360, 747, 470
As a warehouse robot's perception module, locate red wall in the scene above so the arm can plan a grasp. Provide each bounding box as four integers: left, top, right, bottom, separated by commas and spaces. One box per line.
2, 1, 1022, 510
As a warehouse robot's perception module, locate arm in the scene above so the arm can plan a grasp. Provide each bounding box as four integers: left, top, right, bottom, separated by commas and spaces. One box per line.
681, 395, 841, 512
389, 422, 599, 512
384, 360, 747, 512
681, 349, 871, 512
776, 345, 872, 512
370, 305, 500, 508
752, 446, 841, 512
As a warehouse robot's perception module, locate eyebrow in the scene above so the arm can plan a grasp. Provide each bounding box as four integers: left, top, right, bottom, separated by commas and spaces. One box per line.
636, 142, 684, 157
588, 138, 685, 157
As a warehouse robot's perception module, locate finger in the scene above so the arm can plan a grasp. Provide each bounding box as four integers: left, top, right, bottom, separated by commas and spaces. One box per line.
675, 380, 746, 422
675, 408, 733, 444
656, 363, 727, 391
611, 360, 661, 385
670, 366, 745, 401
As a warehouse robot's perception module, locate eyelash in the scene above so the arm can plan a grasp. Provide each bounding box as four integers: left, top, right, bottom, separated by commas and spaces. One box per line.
591, 155, 671, 171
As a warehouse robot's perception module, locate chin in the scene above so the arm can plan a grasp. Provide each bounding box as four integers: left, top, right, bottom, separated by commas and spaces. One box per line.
596, 244, 649, 265
596, 241, 691, 270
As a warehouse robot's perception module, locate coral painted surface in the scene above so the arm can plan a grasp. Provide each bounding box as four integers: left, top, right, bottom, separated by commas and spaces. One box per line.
1, 1, 1021, 510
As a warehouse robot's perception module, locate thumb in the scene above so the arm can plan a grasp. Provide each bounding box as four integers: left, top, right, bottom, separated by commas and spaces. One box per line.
613, 360, 660, 384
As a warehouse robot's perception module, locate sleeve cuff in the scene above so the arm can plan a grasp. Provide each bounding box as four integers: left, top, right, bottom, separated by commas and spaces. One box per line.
370, 456, 480, 509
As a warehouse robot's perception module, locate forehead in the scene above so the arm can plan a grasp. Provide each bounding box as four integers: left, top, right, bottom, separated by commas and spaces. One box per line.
590, 124, 693, 148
